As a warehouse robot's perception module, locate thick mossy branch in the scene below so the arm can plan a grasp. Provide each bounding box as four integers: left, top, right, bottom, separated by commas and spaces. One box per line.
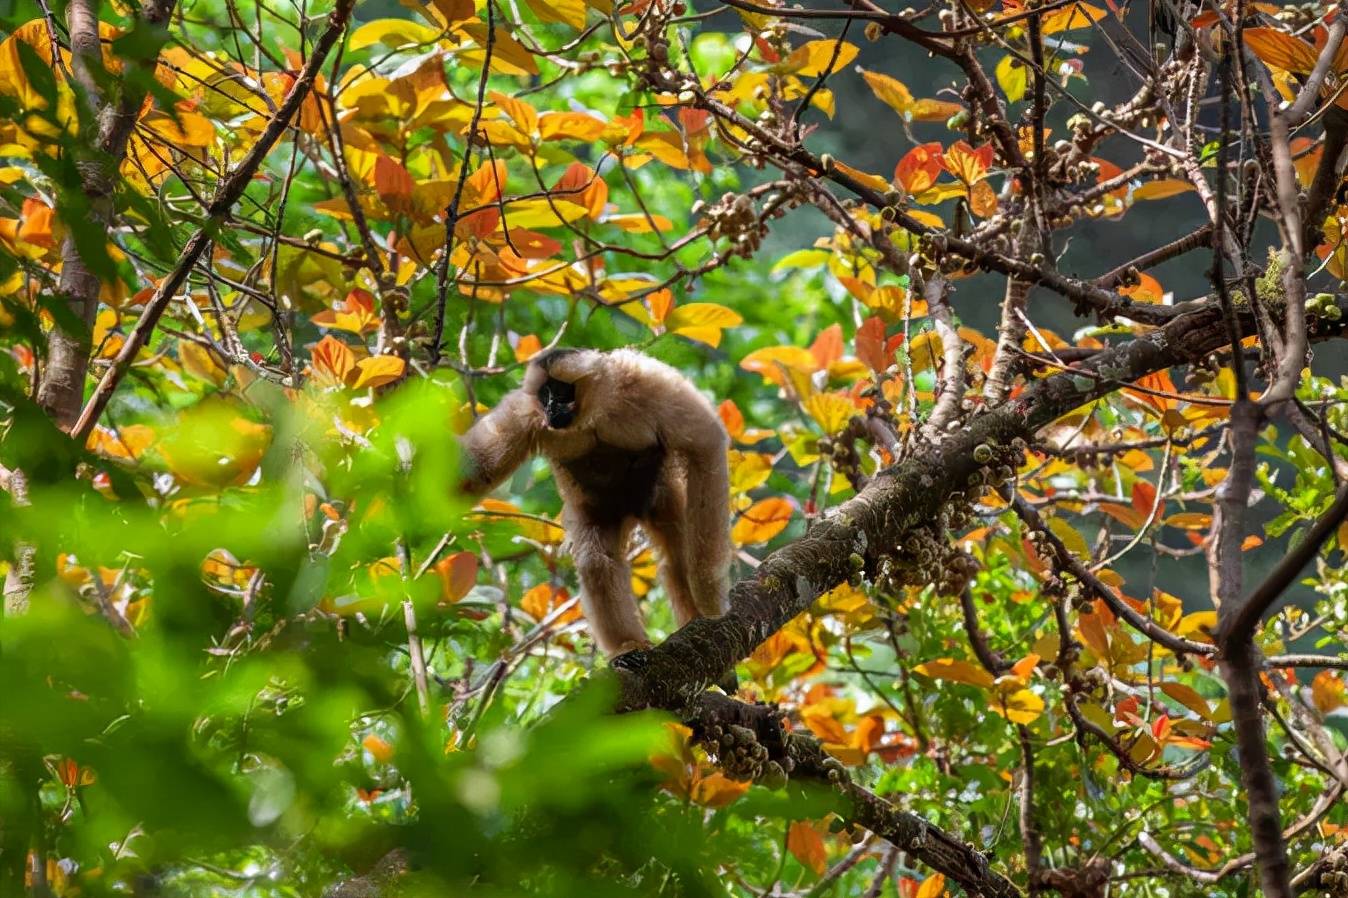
614, 299, 1348, 713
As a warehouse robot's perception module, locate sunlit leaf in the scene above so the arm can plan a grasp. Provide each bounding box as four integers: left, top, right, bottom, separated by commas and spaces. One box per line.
732, 497, 793, 545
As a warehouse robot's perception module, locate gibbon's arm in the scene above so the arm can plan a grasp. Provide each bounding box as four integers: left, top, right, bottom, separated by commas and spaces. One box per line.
459, 385, 546, 496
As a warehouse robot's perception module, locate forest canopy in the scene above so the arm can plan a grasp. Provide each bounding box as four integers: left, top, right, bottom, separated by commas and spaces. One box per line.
1, 0, 1348, 895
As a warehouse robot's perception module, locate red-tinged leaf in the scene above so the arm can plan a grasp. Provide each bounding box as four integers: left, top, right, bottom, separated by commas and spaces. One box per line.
856, 316, 891, 372
1131, 479, 1159, 517
1311, 670, 1346, 713
1040, 1, 1106, 32
719, 399, 745, 437
895, 142, 944, 194
373, 155, 414, 209
809, 323, 844, 369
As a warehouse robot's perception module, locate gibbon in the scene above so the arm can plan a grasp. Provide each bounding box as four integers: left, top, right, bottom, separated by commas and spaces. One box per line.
460, 348, 732, 658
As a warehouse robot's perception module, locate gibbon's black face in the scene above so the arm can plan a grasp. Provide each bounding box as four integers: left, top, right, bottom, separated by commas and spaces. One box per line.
538, 377, 577, 428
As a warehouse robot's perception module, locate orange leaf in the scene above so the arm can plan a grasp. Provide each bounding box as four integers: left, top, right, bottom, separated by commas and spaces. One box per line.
310, 335, 356, 387
553, 161, 608, 220
362, 734, 394, 763
894, 142, 945, 194
809, 323, 845, 369
732, 497, 793, 545
1311, 670, 1346, 714
373, 155, 414, 210
1120, 272, 1165, 303
434, 551, 478, 602
940, 140, 993, 185
515, 334, 542, 361
915, 873, 947, 898
786, 820, 828, 875
1244, 27, 1319, 74
647, 288, 674, 324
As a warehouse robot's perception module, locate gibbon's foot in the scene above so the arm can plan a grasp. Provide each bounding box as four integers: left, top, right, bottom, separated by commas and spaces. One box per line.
715, 667, 739, 695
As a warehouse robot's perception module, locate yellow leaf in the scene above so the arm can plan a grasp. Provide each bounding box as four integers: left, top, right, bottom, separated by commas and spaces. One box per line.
157, 400, 271, 488
500, 197, 590, 228
1132, 179, 1194, 200
802, 392, 857, 434
913, 658, 995, 689
732, 497, 793, 545
741, 345, 819, 385
860, 68, 914, 116
831, 159, 891, 193
728, 451, 773, 494
1160, 682, 1213, 720
994, 686, 1045, 725
783, 40, 860, 77
1164, 512, 1211, 530
665, 302, 743, 347
489, 89, 539, 137
538, 110, 607, 141
179, 340, 227, 386
908, 330, 944, 374
1040, 1, 1107, 33
607, 212, 674, 233
458, 23, 541, 76
995, 55, 1026, 103
350, 355, 406, 389
1176, 610, 1217, 641
349, 18, 444, 50
523, 0, 588, 28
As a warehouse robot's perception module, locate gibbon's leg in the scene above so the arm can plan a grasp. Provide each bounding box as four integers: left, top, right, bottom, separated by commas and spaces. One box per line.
643, 468, 700, 626
646, 461, 738, 693
458, 388, 543, 495
668, 415, 732, 620
566, 510, 647, 656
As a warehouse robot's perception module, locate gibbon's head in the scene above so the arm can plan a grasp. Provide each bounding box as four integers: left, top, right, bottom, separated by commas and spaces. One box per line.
527, 348, 602, 429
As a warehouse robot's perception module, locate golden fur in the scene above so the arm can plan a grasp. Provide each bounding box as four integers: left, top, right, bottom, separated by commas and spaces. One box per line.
460, 348, 732, 656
